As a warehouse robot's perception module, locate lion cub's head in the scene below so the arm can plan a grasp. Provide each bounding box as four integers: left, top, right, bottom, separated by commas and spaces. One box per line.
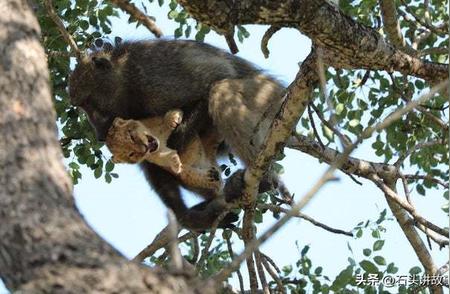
106, 118, 159, 164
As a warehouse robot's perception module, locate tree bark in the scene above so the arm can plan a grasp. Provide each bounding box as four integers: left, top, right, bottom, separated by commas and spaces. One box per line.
0, 1, 199, 292
178, 0, 447, 83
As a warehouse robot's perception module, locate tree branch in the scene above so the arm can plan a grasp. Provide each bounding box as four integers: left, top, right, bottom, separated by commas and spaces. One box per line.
178, 0, 448, 83
108, 0, 163, 38
379, 0, 417, 55
382, 180, 443, 294
258, 204, 353, 236
43, 0, 81, 59
211, 78, 448, 287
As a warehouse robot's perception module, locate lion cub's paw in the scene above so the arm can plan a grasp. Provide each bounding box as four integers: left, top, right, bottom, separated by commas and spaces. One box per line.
169, 153, 182, 174
207, 167, 221, 182
166, 110, 183, 130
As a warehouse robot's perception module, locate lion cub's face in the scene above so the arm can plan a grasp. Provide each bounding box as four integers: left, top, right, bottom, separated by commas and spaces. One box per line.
106, 118, 159, 163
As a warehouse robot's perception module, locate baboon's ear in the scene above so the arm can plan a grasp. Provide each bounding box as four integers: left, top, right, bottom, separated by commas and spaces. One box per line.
92, 56, 112, 70
115, 37, 122, 46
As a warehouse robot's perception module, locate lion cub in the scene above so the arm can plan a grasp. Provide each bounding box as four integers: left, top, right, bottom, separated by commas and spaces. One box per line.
106, 110, 222, 198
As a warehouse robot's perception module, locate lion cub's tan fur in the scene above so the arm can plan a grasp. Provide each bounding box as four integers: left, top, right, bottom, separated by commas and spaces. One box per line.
106, 110, 222, 199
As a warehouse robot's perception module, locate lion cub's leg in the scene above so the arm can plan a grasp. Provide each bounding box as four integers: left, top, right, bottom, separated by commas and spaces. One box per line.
178, 166, 222, 199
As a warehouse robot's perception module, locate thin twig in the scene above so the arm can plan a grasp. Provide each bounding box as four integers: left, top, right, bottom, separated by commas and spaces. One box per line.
261, 25, 282, 58
310, 103, 351, 147
404, 174, 449, 189
255, 251, 270, 294
195, 211, 228, 270
258, 203, 353, 237
109, 0, 163, 38
307, 104, 325, 149
133, 226, 195, 262
224, 233, 245, 294
167, 210, 183, 271
190, 235, 200, 264
261, 254, 285, 294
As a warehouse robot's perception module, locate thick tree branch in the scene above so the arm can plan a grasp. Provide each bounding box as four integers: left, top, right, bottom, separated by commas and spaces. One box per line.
242, 50, 319, 205
178, 0, 448, 83
287, 134, 399, 180
0, 2, 200, 292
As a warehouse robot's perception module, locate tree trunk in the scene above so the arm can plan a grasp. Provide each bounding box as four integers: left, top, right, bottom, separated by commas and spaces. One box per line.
0, 1, 198, 292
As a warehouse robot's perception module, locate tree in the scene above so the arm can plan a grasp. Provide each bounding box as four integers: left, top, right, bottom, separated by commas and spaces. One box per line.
0, 0, 448, 293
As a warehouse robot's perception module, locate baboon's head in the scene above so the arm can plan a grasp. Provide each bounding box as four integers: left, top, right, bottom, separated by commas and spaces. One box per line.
69, 51, 122, 141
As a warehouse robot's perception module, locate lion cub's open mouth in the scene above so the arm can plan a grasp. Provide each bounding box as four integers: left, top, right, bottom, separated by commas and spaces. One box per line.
146, 135, 159, 153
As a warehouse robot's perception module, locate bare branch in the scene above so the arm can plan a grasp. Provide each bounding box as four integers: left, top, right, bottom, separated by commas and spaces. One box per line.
133, 226, 195, 262
404, 174, 449, 189
108, 0, 163, 38
370, 174, 448, 238
261, 25, 282, 58
258, 204, 353, 237
382, 181, 443, 293
224, 233, 245, 294
255, 251, 270, 294
307, 104, 325, 149
415, 223, 449, 249
261, 255, 285, 294
167, 210, 183, 272
288, 134, 399, 180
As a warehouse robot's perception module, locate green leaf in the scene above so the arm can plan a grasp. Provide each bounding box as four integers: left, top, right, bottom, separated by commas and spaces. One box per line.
272, 162, 284, 175
174, 28, 182, 38
94, 166, 102, 179
105, 173, 112, 183
386, 263, 398, 274
168, 10, 178, 19
254, 209, 263, 223
363, 248, 372, 256
373, 240, 384, 251
409, 266, 422, 275
356, 228, 363, 238
314, 266, 323, 275
373, 256, 386, 265
416, 184, 425, 196
301, 245, 310, 257
78, 19, 89, 30
105, 160, 114, 172
330, 266, 353, 291
359, 260, 378, 274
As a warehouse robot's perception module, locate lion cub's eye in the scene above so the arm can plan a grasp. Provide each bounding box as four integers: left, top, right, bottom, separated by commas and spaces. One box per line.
128, 152, 135, 158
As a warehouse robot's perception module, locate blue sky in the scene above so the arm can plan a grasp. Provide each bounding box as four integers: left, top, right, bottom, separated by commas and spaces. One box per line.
1, 2, 447, 293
